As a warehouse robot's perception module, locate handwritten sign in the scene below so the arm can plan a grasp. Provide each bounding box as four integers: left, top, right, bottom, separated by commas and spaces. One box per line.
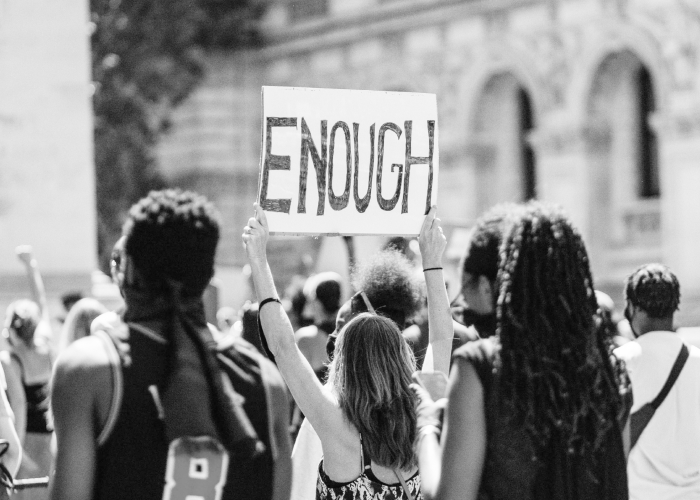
258, 86, 439, 236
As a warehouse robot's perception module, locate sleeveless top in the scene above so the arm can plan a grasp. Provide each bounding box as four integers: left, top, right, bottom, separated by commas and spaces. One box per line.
452, 338, 629, 500
10, 352, 52, 434
316, 435, 421, 500
93, 318, 278, 500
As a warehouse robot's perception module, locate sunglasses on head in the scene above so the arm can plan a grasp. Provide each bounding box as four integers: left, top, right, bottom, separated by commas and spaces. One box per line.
350, 290, 375, 315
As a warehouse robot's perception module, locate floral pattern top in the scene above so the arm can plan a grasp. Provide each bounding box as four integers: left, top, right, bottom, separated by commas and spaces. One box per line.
315, 435, 421, 500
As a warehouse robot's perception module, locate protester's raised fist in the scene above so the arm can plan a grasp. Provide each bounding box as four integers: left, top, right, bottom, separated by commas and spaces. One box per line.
418, 205, 446, 270
15, 245, 34, 265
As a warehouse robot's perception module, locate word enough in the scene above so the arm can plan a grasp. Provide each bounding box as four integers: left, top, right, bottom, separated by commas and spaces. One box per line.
260, 117, 435, 216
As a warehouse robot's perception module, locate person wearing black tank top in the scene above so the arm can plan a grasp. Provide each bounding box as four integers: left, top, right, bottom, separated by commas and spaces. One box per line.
243, 204, 454, 500
413, 202, 630, 500
50, 190, 292, 500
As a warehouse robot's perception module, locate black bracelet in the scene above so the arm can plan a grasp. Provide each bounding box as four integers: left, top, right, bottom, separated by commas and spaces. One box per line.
259, 297, 281, 310
423, 267, 443, 272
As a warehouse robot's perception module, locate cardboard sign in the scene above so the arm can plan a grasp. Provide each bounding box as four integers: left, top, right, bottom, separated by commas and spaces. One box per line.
258, 86, 439, 236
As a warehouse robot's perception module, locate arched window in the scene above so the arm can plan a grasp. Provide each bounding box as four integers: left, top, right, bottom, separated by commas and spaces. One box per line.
637, 65, 659, 198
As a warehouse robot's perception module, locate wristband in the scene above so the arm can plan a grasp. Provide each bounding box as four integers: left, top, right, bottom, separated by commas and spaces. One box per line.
422, 267, 443, 273
259, 297, 281, 310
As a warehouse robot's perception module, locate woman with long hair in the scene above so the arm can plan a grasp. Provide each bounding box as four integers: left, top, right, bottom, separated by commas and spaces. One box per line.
243, 204, 453, 499
414, 202, 629, 500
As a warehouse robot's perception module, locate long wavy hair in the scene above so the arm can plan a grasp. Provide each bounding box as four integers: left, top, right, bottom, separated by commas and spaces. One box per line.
496, 202, 624, 457
327, 313, 417, 469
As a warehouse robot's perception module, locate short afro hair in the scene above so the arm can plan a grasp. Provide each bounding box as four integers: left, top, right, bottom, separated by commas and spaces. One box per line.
351, 249, 421, 329
625, 263, 680, 319
462, 203, 520, 282
122, 189, 220, 294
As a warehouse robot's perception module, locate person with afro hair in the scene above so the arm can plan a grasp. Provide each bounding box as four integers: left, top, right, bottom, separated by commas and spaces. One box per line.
615, 263, 700, 499
51, 189, 292, 500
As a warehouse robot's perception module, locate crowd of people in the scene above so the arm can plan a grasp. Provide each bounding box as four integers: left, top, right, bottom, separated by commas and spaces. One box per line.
0, 188, 697, 500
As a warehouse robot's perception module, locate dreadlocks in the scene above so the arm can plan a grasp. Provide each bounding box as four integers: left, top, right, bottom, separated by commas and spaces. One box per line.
496, 201, 624, 458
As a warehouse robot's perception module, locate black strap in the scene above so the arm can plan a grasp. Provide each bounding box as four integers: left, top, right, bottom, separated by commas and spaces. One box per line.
651, 343, 689, 410
360, 433, 371, 471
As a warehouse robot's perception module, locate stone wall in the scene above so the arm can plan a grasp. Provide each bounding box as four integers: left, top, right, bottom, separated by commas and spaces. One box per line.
158, 0, 700, 323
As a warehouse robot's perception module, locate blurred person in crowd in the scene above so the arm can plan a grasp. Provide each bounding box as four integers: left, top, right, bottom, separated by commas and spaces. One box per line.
614, 264, 700, 499
244, 204, 453, 500
216, 306, 238, 334
14, 247, 52, 349
59, 292, 84, 319
294, 272, 342, 382
57, 298, 107, 353
404, 275, 479, 370
595, 290, 629, 348
285, 277, 312, 332
1, 300, 53, 500
239, 301, 262, 353
291, 247, 427, 500
51, 189, 291, 500
414, 202, 629, 500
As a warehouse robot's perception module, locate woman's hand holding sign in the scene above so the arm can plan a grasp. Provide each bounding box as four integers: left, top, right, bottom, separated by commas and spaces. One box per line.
242, 203, 270, 266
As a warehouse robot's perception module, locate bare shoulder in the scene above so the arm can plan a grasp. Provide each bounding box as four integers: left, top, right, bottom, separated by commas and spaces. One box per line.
53, 336, 112, 395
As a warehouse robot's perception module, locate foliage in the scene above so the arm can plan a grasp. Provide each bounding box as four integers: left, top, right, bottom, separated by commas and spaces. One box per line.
91, 0, 266, 270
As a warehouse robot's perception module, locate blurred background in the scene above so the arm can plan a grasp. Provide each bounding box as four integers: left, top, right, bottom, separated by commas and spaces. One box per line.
1, 0, 700, 332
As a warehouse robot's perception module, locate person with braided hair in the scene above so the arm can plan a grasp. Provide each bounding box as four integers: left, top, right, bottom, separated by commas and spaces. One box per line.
614, 264, 700, 499
413, 201, 629, 500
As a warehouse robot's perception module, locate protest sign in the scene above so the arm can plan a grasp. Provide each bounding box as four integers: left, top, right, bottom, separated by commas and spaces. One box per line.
258, 86, 439, 236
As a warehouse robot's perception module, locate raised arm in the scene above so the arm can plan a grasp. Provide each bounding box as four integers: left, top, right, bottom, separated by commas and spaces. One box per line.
412, 358, 487, 500
242, 205, 344, 439
16, 246, 50, 326
419, 207, 453, 375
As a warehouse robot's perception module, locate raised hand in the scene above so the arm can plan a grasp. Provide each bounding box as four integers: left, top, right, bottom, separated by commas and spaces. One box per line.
242, 203, 270, 265
418, 205, 447, 270
15, 245, 34, 266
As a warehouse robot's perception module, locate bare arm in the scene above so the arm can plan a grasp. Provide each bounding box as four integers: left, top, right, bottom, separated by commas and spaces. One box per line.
1, 355, 26, 446
271, 381, 292, 500
415, 358, 486, 500
419, 207, 453, 375
50, 343, 102, 500
0, 364, 21, 476
16, 246, 50, 326
242, 205, 345, 441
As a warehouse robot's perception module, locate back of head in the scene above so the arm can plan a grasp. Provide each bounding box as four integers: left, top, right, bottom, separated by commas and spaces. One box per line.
625, 263, 680, 319
5, 299, 41, 345
462, 203, 520, 282
304, 272, 342, 315
351, 249, 421, 329
497, 201, 621, 457
328, 313, 416, 469
122, 189, 220, 295
60, 298, 108, 350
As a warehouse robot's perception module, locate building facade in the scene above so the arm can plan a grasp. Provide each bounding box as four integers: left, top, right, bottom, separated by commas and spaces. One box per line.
158, 0, 700, 323
0, 0, 97, 310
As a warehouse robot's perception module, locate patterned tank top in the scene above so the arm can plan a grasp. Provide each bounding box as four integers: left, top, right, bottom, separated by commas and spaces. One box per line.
316, 435, 421, 500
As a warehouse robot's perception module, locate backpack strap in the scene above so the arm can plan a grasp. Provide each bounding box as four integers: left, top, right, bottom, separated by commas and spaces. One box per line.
92, 328, 125, 447
651, 343, 689, 410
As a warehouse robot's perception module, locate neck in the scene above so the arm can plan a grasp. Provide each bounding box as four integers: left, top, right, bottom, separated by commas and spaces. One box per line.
638, 317, 674, 335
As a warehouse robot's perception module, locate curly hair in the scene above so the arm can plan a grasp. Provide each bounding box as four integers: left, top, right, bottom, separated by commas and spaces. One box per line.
327, 313, 417, 469
496, 202, 624, 458
122, 189, 220, 294
351, 249, 421, 329
625, 263, 680, 318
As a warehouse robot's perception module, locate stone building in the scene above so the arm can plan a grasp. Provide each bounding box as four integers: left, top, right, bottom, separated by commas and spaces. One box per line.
158, 0, 700, 324
0, 0, 97, 313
